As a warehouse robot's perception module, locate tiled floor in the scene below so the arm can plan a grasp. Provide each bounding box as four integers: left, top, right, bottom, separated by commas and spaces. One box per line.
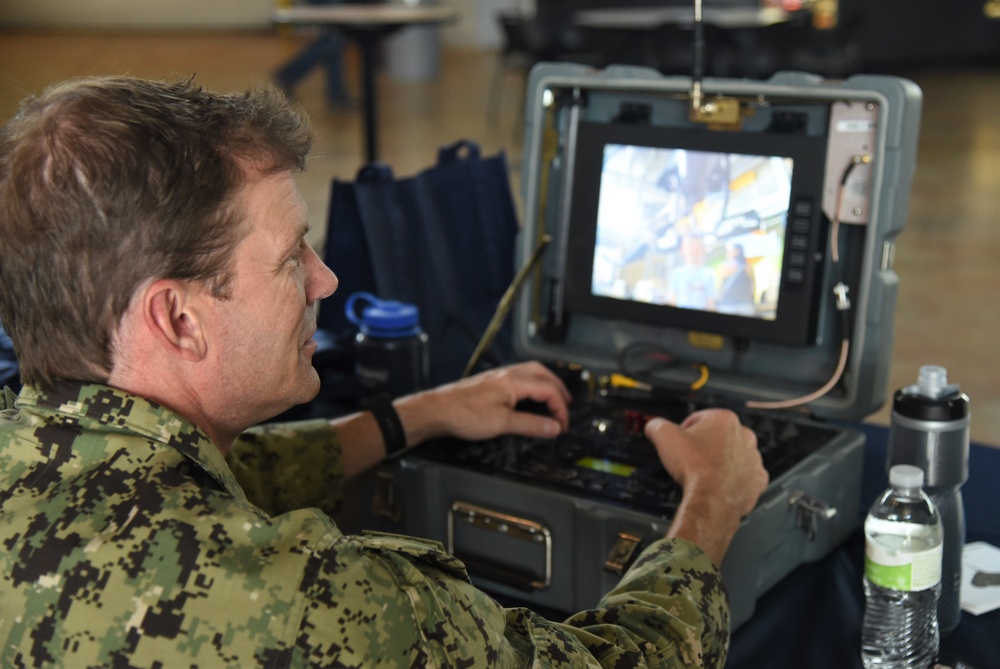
0, 29, 997, 445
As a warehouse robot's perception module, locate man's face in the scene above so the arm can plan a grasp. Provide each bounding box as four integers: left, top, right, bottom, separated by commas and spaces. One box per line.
682, 237, 706, 265
205, 169, 337, 422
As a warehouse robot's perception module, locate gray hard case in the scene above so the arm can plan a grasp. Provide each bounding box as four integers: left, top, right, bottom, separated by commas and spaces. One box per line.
351, 64, 922, 629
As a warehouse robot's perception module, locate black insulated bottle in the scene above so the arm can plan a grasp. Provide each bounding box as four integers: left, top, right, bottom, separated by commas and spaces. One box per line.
886, 364, 971, 637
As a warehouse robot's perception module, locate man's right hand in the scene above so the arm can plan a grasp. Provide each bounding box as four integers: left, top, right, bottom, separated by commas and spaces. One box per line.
645, 409, 768, 566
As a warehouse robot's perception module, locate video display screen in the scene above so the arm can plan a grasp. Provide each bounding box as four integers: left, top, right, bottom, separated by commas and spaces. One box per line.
590, 144, 793, 321
563, 121, 828, 347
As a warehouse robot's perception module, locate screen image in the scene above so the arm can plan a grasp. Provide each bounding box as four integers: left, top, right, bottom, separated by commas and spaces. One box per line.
563, 121, 828, 347
592, 144, 792, 321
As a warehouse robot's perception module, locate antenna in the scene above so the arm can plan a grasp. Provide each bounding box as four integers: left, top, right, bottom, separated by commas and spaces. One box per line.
688, 0, 741, 126
691, 0, 705, 113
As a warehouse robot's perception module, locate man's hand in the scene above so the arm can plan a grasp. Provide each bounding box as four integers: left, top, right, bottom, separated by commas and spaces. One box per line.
645, 409, 768, 566
335, 362, 570, 481
395, 361, 571, 446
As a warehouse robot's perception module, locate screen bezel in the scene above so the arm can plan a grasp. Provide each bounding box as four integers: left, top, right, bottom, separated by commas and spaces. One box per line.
563, 121, 830, 347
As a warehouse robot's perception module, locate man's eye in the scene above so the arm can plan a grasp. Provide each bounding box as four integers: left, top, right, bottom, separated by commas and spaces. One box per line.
288, 240, 308, 265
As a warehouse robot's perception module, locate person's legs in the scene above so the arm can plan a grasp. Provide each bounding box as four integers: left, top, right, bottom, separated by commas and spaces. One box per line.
275, 32, 349, 104
319, 32, 350, 104
275, 34, 326, 91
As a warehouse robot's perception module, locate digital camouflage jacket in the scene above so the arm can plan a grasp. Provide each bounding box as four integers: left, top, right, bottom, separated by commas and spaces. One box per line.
0, 382, 730, 668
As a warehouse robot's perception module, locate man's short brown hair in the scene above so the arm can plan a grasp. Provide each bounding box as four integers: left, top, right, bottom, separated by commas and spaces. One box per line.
0, 76, 313, 391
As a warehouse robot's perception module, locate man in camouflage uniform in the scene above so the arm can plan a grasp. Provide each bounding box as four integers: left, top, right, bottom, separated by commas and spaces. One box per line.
0, 77, 768, 668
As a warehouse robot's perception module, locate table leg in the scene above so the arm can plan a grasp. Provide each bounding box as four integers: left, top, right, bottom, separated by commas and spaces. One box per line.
357, 34, 379, 163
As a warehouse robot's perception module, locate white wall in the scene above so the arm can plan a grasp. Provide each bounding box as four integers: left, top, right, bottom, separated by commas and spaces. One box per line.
0, 0, 528, 49
0, 0, 275, 30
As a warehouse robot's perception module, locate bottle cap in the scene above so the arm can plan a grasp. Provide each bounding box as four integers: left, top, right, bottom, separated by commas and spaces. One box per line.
894, 364, 969, 422
889, 464, 924, 489
345, 292, 422, 338
913, 365, 959, 400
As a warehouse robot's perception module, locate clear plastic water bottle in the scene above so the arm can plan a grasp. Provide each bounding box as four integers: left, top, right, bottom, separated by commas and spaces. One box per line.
861, 464, 943, 669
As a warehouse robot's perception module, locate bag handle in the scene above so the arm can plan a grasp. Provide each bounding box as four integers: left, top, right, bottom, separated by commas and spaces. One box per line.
437, 140, 481, 166
355, 162, 394, 183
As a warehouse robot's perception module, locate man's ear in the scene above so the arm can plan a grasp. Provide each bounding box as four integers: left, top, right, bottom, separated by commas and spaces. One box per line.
143, 279, 209, 361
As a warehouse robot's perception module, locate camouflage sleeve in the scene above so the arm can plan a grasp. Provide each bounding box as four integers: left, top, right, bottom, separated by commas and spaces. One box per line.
227, 419, 345, 517
557, 537, 730, 667
293, 533, 728, 668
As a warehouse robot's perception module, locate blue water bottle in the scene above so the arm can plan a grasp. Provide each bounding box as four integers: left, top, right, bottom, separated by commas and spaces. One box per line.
345, 292, 430, 398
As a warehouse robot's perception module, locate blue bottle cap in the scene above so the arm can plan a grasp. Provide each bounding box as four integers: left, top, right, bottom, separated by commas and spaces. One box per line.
345, 292, 422, 338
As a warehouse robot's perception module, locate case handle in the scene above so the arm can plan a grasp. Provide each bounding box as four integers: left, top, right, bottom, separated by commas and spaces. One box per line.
447, 501, 552, 591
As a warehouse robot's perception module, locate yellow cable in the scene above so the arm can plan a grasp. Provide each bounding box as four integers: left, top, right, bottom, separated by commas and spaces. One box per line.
610, 373, 651, 390
690, 364, 709, 391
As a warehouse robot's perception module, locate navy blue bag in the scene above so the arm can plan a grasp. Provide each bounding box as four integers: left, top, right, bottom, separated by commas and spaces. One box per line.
319, 141, 519, 387
0, 321, 20, 391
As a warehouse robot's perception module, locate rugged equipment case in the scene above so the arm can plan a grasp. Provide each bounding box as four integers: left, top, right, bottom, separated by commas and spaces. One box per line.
353, 64, 922, 630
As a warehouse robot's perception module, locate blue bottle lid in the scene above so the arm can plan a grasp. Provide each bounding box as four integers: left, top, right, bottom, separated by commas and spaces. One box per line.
345, 292, 422, 339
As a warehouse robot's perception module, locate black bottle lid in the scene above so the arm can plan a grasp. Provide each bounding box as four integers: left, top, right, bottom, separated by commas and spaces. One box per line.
893, 387, 970, 422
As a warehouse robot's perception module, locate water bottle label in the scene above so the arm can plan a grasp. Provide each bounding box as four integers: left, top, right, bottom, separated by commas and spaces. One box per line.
865, 541, 942, 591
356, 363, 390, 388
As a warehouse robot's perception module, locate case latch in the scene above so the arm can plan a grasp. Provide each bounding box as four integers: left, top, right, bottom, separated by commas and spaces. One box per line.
603, 532, 644, 576
787, 490, 838, 541
371, 469, 402, 523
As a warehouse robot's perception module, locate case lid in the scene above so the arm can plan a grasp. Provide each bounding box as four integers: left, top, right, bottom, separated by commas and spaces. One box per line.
513, 64, 922, 421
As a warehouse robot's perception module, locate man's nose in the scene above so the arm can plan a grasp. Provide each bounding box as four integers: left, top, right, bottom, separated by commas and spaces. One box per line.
305, 245, 338, 302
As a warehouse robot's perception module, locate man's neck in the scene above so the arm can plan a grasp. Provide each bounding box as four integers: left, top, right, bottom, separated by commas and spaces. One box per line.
105, 371, 237, 455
